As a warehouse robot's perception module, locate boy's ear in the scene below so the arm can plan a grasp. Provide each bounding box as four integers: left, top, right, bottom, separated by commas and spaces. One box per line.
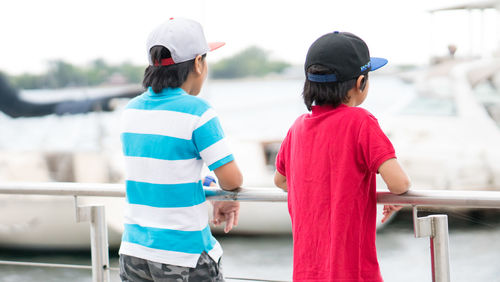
356, 75, 366, 92
193, 55, 204, 75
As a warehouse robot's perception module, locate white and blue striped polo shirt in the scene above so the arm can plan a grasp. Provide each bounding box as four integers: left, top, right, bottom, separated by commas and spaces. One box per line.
118, 87, 234, 267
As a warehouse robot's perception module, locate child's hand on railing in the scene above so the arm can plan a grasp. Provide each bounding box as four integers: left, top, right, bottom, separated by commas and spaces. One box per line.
204, 175, 240, 233
212, 201, 240, 233
381, 205, 402, 223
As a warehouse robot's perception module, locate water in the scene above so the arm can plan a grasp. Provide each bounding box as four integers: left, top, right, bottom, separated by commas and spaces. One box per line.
1, 211, 500, 281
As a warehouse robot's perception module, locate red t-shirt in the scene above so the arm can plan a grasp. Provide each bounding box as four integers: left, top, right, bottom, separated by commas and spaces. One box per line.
276, 104, 396, 282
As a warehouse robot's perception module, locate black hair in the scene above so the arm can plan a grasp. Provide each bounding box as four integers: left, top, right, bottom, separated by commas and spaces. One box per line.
302, 65, 368, 111
142, 46, 206, 94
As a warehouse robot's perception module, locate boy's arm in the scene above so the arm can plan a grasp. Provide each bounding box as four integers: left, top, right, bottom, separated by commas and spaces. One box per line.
211, 161, 242, 233
378, 158, 410, 223
213, 160, 243, 191
274, 170, 288, 191
378, 158, 411, 194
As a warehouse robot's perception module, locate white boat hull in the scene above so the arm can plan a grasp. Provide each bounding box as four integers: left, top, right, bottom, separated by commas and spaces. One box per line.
0, 195, 122, 249
0, 193, 389, 249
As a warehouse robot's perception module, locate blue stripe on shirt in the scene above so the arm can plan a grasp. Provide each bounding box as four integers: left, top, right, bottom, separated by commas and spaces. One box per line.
122, 133, 199, 161
193, 117, 225, 152
126, 180, 205, 208
122, 224, 216, 254
208, 154, 235, 171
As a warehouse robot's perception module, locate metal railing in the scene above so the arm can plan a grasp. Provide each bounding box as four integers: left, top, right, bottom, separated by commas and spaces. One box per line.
0, 182, 500, 282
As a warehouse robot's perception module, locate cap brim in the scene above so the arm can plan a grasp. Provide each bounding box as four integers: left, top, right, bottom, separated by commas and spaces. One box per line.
370, 57, 388, 71
208, 42, 225, 52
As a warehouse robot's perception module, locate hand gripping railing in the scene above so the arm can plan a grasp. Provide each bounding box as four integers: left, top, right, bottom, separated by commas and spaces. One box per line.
1, 183, 500, 282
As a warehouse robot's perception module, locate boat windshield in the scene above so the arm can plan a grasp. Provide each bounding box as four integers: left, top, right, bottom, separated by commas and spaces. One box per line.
398, 96, 457, 116
472, 74, 500, 103
472, 72, 500, 126
397, 76, 457, 116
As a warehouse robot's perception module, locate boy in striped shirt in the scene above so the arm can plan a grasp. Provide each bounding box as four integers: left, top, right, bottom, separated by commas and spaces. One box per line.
119, 18, 243, 282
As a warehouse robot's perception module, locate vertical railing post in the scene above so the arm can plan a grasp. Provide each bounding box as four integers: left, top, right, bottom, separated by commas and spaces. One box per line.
429, 215, 450, 282
413, 206, 451, 282
75, 196, 110, 282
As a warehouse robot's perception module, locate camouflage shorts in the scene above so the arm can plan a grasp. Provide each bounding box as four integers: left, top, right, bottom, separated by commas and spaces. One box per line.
119, 252, 224, 282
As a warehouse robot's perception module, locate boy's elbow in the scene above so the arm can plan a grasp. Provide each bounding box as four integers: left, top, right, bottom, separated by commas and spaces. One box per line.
388, 178, 411, 195
232, 172, 243, 189
273, 175, 280, 187
274, 179, 287, 191
220, 171, 243, 191
274, 172, 287, 191
214, 161, 243, 191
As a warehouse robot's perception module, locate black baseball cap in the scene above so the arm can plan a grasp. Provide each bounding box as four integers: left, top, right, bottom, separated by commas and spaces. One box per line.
305, 31, 388, 83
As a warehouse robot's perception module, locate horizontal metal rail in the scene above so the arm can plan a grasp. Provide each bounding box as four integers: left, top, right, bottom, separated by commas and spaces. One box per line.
0, 182, 124, 197
1, 182, 500, 208
0, 260, 92, 270
0, 260, 119, 272
376, 190, 500, 208
0, 260, 120, 271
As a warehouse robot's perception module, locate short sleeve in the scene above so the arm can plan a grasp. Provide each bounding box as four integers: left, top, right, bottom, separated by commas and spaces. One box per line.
357, 114, 396, 173
192, 108, 234, 171
275, 129, 292, 176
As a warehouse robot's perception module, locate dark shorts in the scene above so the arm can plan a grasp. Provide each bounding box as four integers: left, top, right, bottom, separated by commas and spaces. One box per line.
119, 252, 224, 282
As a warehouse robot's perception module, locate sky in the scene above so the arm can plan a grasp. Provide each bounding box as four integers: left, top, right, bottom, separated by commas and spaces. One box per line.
1, 0, 499, 75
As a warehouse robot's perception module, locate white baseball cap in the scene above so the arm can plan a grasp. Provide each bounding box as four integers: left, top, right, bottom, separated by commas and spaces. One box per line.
146, 18, 225, 66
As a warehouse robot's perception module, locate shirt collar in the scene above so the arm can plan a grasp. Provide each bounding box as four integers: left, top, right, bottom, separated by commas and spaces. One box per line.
146, 87, 186, 98
311, 104, 347, 115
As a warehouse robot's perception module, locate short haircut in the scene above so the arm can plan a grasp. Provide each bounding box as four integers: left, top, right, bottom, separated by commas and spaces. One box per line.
302, 64, 368, 111
143, 46, 206, 93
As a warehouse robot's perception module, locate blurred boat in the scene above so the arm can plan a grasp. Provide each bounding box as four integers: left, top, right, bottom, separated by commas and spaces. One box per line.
381, 58, 500, 191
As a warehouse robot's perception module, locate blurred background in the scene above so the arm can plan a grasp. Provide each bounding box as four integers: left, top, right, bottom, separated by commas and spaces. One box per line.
0, 0, 500, 281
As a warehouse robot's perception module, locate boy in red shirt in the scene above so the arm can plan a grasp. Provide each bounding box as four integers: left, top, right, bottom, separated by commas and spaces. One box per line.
274, 32, 411, 281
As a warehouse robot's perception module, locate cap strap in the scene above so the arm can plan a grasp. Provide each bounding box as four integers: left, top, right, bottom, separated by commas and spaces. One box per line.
153, 58, 175, 66
307, 73, 337, 83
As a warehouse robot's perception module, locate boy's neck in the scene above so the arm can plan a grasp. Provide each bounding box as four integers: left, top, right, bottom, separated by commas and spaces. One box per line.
180, 76, 201, 96
343, 87, 365, 107
343, 100, 356, 107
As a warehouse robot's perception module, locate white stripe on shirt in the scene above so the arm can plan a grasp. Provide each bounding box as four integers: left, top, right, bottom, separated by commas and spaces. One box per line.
194, 108, 217, 130
207, 240, 223, 263
122, 109, 198, 140
119, 241, 202, 268
125, 156, 203, 184
123, 202, 209, 231
200, 139, 232, 166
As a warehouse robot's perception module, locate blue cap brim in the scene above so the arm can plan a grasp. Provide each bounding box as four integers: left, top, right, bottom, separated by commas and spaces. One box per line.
370, 57, 388, 71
